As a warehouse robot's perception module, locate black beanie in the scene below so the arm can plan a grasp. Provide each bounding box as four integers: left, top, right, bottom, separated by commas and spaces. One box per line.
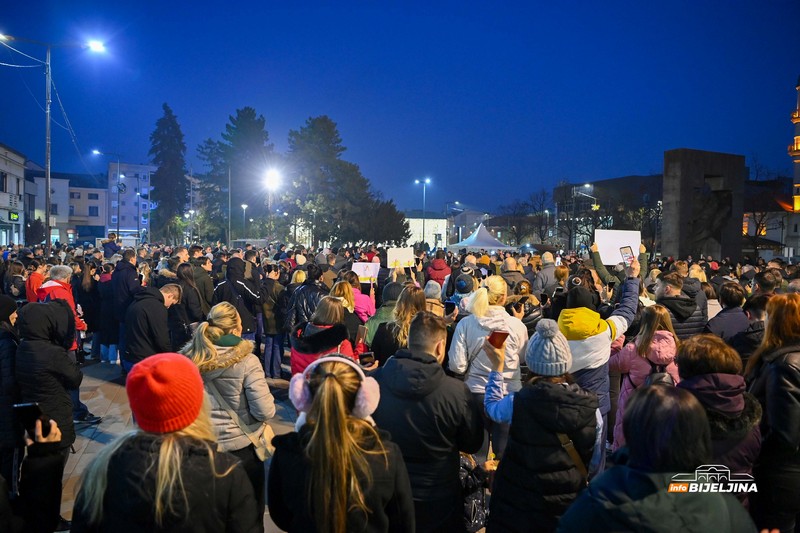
382, 282, 403, 304
0, 296, 17, 324
566, 286, 596, 310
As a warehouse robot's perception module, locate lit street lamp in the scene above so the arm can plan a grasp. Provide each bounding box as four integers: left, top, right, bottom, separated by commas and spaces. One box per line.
414, 178, 431, 248
264, 168, 281, 242
1, 33, 105, 254
241, 204, 248, 238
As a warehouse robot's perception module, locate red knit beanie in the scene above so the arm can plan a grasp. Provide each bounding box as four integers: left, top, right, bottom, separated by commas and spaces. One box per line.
126, 353, 204, 434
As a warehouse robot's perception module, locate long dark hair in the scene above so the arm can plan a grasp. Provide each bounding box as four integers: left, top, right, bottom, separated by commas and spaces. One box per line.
176, 263, 197, 290
81, 262, 97, 292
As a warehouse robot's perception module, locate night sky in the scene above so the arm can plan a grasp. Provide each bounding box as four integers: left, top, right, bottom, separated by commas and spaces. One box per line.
2, 1, 799, 215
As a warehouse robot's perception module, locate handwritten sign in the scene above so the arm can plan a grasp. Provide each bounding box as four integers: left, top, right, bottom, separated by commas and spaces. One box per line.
594, 230, 641, 266
387, 247, 415, 268
351, 262, 381, 284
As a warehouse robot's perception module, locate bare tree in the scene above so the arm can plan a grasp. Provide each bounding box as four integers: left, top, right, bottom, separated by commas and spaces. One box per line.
496, 200, 534, 245
529, 188, 552, 243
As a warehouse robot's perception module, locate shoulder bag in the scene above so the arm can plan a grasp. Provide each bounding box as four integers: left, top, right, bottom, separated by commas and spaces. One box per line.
205, 379, 275, 461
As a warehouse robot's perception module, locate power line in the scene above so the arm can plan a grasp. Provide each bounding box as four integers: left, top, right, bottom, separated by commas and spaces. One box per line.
0, 40, 45, 64
0, 61, 40, 68
51, 77, 95, 176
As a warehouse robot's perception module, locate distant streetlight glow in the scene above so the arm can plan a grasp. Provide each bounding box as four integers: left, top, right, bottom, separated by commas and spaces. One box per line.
415, 177, 431, 247
87, 40, 105, 53
265, 168, 281, 191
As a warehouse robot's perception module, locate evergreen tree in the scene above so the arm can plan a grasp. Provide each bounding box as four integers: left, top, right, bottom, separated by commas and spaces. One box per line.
196, 138, 229, 242
149, 103, 188, 243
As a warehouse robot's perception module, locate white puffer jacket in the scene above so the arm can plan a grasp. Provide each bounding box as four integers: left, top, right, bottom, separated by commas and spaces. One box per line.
198, 338, 276, 452
448, 306, 528, 394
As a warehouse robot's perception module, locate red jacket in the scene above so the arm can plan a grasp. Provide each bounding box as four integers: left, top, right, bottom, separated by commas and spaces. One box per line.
26, 271, 44, 303
37, 279, 87, 350
288, 322, 357, 375
425, 258, 451, 288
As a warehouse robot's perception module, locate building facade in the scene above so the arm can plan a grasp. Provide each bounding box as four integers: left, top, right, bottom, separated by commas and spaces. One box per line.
405, 210, 449, 249
106, 162, 155, 241
786, 74, 800, 258
0, 144, 26, 245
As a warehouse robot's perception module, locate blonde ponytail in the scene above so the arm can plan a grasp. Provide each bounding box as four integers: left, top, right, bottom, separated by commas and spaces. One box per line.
469, 276, 507, 317
469, 287, 489, 317
181, 302, 241, 370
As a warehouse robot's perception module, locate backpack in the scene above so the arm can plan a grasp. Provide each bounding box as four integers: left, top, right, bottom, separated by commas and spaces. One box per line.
627, 359, 675, 388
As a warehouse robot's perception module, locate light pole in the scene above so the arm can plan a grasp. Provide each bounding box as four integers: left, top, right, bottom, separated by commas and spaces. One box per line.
264, 168, 281, 242
189, 209, 195, 243
415, 178, 431, 248
92, 150, 123, 236
241, 204, 248, 239
544, 209, 550, 243
136, 192, 141, 239
1, 33, 105, 254
444, 200, 459, 245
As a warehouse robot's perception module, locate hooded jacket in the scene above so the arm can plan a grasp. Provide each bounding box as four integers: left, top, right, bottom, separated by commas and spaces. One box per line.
372, 350, 483, 509
288, 322, 356, 375
729, 321, 764, 368
501, 270, 527, 295
558, 466, 756, 533
425, 258, 451, 288
609, 331, 680, 451
532, 262, 557, 298
364, 302, 395, 346
37, 279, 87, 352
212, 258, 262, 334
111, 259, 143, 322
15, 301, 81, 448
283, 279, 328, 335
25, 271, 44, 303
0, 323, 20, 449
488, 379, 599, 532
657, 294, 706, 340
448, 306, 528, 394
123, 287, 171, 364
196, 336, 276, 452
678, 373, 762, 506
704, 307, 750, 343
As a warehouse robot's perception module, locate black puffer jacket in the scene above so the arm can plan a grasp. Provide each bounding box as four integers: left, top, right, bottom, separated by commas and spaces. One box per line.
283, 280, 328, 334
372, 350, 483, 510
657, 295, 706, 340
0, 323, 21, 448
212, 258, 261, 334
123, 287, 171, 365
15, 301, 81, 448
111, 260, 143, 322
489, 379, 598, 533
729, 321, 765, 368
168, 280, 204, 351
71, 434, 259, 533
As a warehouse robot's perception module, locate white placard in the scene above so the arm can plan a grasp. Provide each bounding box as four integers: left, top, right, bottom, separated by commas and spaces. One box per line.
387, 247, 415, 268
594, 229, 641, 266
351, 262, 381, 284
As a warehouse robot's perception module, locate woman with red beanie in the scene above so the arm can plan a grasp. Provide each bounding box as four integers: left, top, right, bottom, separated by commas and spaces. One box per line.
71, 352, 260, 532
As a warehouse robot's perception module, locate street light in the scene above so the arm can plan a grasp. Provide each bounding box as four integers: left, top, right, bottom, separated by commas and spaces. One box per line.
264, 168, 281, 242
444, 200, 459, 245
241, 204, 248, 239
414, 178, 431, 248
1, 33, 105, 254
189, 209, 195, 243
571, 187, 600, 250
92, 149, 123, 235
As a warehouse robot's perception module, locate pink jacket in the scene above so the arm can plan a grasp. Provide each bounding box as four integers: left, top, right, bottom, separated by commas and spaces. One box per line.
609, 331, 680, 451
352, 288, 375, 323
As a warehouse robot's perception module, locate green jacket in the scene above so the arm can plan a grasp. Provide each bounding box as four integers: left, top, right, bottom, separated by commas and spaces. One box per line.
365, 302, 395, 346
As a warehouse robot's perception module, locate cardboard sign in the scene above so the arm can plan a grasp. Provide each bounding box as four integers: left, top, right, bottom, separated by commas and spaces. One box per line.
594, 230, 641, 266
387, 247, 415, 268
351, 262, 381, 284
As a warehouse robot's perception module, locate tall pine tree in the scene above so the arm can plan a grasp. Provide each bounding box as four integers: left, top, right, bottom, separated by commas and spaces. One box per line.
149, 103, 188, 243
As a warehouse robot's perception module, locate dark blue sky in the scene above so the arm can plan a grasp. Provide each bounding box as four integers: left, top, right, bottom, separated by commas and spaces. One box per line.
2, 1, 799, 213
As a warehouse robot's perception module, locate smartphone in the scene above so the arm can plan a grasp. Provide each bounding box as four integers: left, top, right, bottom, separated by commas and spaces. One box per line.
13, 402, 51, 438
358, 352, 375, 366
444, 300, 456, 315
487, 330, 510, 349
620, 246, 635, 266
607, 280, 616, 290
355, 325, 368, 346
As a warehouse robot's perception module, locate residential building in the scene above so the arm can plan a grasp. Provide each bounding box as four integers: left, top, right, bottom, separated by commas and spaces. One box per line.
0, 143, 26, 244
106, 162, 155, 241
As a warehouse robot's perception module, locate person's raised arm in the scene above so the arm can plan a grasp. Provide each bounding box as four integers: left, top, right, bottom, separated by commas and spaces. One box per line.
607, 260, 641, 340
589, 243, 616, 285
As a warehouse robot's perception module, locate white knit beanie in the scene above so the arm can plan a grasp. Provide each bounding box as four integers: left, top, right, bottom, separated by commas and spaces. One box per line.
525, 319, 572, 376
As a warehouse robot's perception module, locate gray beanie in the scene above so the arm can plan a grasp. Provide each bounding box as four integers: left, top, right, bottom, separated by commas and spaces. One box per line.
424, 280, 442, 299
525, 319, 572, 376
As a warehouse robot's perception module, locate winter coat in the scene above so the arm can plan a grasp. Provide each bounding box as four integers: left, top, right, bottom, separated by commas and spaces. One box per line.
657, 294, 707, 340
425, 259, 451, 288
448, 306, 528, 394
212, 258, 262, 334
487, 377, 599, 532
111, 260, 143, 322
195, 336, 276, 452
25, 271, 44, 304
71, 434, 259, 533
123, 287, 171, 365
558, 466, 756, 533
101, 239, 121, 259
74, 277, 102, 333
260, 278, 285, 336
288, 322, 356, 375
268, 427, 415, 533
353, 287, 375, 323
748, 343, 800, 470
283, 280, 328, 334
15, 301, 81, 448
532, 262, 557, 298
365, 303, 395, 347
705, 307, 750, 343
678, 373, 762, 506
152, 266, 178, 289
97, 274, 119, 345
10, 440, 64, 533
682, 277, 709, 319
608, 331, 680, 451
167, 280, 205, 351
0, 324, 21, 448
500, 270, 527, 295
372, 349, 483, 526
425, 298, 444, 317
557, 277, 639, 415
192, 265, 214, 314
729, 321, 764, 368
371, 322, 403, 366
37, 279, 86, 351
4, 275, 25, 302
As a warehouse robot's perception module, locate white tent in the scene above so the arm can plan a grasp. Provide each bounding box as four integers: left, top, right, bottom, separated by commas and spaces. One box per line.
447, 223, 517, 252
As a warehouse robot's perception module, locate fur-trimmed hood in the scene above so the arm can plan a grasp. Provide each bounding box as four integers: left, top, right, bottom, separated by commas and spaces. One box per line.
706, 392, 762, 442
195, 337, 255, 374
289, 322, 349, 355
157, 268, 178, 280
678, 373, 762, 442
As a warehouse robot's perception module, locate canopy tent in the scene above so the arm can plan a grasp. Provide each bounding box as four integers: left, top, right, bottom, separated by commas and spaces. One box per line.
447, 223, 517, 252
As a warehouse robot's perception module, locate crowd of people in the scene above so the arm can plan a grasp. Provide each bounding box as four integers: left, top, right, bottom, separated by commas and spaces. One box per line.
0, 234, 798, 532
